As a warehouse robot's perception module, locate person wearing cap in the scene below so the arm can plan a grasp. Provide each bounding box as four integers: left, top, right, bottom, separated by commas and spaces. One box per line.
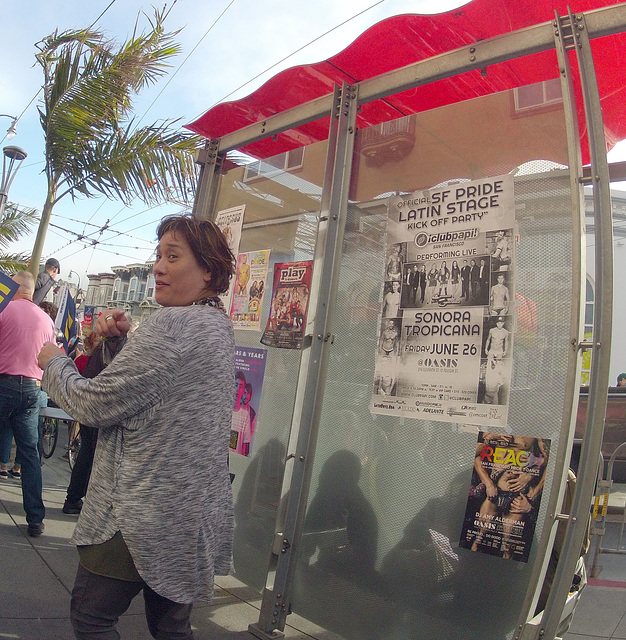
33, 258, 61, 305
617, 373, 626, 387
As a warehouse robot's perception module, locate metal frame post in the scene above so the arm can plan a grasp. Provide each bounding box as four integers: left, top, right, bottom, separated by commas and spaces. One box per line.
528, 8, 613, 640
191, 138, 222, 221
514, 8, 588, 636
248, 81, 359, 639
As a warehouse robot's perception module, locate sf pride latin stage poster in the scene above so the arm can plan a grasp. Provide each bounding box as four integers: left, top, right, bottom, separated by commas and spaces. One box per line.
370, 174, 516, 428
230, 346, 268, 457
459, 432, 550, 563
230, 250, 271, 331
215, 205, 245, 312
261, 261, 313, 350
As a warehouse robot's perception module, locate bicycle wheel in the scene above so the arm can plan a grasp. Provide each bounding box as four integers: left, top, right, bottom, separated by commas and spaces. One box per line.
41, 417, 59, 459
68, 430, 81, 471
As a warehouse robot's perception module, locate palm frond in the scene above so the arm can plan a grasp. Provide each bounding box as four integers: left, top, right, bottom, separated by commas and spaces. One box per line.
54, 123, 200, 205
0, 203, 39, 250
0, 253, 33, 274
38, 8, 183, 183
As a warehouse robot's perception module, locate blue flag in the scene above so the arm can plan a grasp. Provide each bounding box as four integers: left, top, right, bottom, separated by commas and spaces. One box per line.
0, 271, 19, 314
54, 284, 77, 352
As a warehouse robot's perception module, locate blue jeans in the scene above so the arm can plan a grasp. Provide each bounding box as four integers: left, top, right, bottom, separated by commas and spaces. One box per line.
0, 377, 45, 524
0, 417, 13, 465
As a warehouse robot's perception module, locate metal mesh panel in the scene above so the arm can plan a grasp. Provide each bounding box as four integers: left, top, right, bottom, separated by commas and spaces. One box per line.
289, 84, 574, 639
216, 141, 327, 591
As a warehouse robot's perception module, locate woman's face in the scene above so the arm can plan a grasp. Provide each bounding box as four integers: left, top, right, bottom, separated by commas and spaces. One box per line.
153, 231, 212, 307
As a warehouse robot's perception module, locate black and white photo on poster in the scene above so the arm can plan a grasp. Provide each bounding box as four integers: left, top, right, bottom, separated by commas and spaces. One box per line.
370, 175, 516, 427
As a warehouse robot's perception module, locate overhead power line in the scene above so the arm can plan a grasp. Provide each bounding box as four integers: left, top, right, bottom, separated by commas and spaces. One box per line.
1, 0, 120, 147
138, 0, 236, 125
194, 0, 388, 119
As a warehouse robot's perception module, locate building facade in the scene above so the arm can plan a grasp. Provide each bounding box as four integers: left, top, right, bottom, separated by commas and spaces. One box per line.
84, 262, 159, 325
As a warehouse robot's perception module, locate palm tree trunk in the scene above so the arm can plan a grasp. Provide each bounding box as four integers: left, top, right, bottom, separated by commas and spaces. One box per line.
29, 181, 57, 279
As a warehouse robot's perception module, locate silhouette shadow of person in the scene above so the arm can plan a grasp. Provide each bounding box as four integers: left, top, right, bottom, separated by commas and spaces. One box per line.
294, 449, 392, 638
380, 468, 529, 640
232, 438, 287, 591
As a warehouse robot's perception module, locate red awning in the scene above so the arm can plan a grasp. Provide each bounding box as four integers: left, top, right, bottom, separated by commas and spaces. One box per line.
187, 0, 626, 162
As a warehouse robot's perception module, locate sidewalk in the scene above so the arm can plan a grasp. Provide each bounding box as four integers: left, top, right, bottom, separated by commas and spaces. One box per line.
565, 491, 626, 640
0, 450, 337, 640
2, 449, 626, 640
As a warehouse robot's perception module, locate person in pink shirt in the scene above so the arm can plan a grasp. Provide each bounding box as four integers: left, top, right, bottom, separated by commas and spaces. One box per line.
0, 271, 55, 536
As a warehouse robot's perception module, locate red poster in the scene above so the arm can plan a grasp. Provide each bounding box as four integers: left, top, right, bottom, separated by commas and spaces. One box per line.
261, 261, 313, 350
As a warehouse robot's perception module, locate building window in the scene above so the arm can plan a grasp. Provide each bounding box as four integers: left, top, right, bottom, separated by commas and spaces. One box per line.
243, 148, 304, 182
113, 277, 121, 301
129, 276, 138, 302
514, 78, 562, 113
146, 275, 155, 299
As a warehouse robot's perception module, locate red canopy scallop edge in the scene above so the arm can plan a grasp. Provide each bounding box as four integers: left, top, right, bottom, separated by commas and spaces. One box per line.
187, 0, 626, 163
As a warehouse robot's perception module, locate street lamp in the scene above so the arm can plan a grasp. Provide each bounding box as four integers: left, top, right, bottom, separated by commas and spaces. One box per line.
0, 145, 28, 219
68, 269, 82, 305
0, 114, 18, 139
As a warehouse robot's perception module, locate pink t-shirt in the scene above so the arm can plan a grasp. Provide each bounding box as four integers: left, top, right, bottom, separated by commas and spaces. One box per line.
0, 298, 55, 380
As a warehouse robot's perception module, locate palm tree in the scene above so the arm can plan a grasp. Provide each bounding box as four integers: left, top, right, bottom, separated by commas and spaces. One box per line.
0, 202, 39, 273
29, 9, 199, 277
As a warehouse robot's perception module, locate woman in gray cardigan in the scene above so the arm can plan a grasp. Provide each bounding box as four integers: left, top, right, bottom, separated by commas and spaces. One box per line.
38, 215, 236, 640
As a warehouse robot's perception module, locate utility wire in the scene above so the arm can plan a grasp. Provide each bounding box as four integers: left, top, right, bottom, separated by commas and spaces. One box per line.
1, 0, 119, 147
48, 222, 154, 250
53, 213, 156, 243
88, 0, 119, 30
193, 0, 388, 119
138, 0, 236, 125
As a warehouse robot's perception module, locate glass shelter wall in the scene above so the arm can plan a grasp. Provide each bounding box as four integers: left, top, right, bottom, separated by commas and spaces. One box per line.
193, 7, 626, 639
216, 138, 329, 590
286, 84, 575, 640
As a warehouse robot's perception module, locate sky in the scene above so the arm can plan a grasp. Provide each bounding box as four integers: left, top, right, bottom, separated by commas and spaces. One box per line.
2, 0, 625, 291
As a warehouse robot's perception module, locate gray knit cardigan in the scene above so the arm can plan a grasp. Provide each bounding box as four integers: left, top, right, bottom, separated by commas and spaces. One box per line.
43, 305, 235, 603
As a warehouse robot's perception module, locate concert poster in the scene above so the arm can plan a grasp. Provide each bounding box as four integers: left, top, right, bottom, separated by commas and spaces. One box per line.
215, 204, 245, 311
230, 346, 268, 457
261, 261, 313, 350
370, 174, 516, 428
459, 431, 550, 563
230, 250, 271, 331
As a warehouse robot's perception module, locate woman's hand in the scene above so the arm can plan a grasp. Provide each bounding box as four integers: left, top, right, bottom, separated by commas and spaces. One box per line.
96, 309, 130, 338
37, 342, 65, 370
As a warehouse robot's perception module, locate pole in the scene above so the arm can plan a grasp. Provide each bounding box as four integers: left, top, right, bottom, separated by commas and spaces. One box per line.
0, 145, 27, 219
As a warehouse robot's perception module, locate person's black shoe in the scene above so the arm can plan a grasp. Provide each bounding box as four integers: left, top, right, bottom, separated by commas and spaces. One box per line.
27, 522, 45, 537
63, 500, 83, 515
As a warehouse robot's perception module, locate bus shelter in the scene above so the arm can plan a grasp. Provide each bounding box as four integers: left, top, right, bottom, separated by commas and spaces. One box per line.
187, 1, 626, 638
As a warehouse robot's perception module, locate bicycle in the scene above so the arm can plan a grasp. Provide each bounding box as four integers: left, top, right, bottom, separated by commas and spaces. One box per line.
67, 424, 81, 471
39, 405, 79, 470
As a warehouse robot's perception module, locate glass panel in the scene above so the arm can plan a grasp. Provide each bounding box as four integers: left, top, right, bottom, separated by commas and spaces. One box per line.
290, 80, 574, 640
215, 137, 328, 591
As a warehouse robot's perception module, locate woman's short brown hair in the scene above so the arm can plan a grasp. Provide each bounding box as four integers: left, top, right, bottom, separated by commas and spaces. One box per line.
156, 214, 235, 295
